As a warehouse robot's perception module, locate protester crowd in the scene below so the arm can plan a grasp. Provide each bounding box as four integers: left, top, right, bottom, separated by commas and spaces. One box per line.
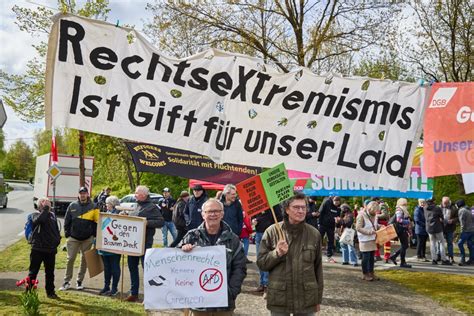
24, 183, 474, 314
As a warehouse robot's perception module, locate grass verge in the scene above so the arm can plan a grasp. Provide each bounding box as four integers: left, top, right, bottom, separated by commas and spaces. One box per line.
0, 239, 78, 272
378, 270, 474, 314
0, 290, 145, 315
0, 239, 163, 272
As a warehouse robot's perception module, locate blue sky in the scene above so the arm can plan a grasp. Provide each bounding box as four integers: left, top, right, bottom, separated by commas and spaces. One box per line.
0, 0, 152, 149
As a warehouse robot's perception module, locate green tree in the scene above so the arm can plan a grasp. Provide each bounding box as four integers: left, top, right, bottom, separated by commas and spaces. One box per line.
353, 53, 414, 82
32, 128, 65, 156
401, 0, 472, 82
2, 140, 34, 180
399, 0, 472, 193
144, 1, 400, 73
0, 130, 5, 162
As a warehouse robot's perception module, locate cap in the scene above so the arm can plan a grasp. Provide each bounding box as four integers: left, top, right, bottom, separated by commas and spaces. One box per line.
192, 184, 204, 191
78, 186, 88, 193
163, 187, 170, 192
455, 199, 466, 208
180, 191, 190, 198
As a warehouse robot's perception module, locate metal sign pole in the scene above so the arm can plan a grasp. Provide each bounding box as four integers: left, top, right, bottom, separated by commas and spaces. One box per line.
52, 179, 56, 212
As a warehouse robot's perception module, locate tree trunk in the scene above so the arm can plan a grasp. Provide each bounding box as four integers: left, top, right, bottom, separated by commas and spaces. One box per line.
456, 174, 466, 195
79, 130, 85, 187
122, 153, 135, 191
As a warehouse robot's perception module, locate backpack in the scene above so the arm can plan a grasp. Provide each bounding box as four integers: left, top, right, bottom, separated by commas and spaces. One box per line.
25, 213, 40, 243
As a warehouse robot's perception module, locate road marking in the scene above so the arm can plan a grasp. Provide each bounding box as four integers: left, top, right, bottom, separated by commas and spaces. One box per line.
17, 230, 25, 237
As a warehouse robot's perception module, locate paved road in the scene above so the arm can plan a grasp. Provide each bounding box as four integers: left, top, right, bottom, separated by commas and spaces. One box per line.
0, 183, 34, 251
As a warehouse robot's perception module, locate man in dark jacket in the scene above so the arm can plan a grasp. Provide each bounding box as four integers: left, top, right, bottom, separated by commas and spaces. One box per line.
28, 197, 61, 299
181, 198, 246, 315
414, 199, 429, 261
159, 187, 177, 247
252, 204, 283, 296
170, 191, 190, 248
318, 196, 341, 261
221, 184, 244, 235
257, 193, 323, 315
95, 187, 111, 212
126, 185, 164, 302
424, 199, 451, 265
184, 184, 208, 230
60, 186, 98, 291
305, 196, 319, 229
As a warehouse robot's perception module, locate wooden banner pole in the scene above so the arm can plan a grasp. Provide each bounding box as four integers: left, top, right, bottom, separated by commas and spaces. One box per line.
270, 206, 285, 241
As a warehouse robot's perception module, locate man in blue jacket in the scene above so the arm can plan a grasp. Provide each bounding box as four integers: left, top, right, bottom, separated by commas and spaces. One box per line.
221, 184, 244, 235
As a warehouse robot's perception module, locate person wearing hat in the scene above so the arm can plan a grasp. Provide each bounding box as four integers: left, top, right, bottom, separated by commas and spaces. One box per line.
170, 191, 191, 247
60, 186, 98, 291
184, 184, 208, 230
456, 199, 474, 266
159, 187, 177, 247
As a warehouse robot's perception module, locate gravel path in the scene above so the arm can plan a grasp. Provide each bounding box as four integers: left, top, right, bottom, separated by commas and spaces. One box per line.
0, 262, 465, 315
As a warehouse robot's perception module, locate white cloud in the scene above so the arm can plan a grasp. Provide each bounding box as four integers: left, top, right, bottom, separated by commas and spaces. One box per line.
2, 104, 43, 149
0, 0, 44, 75
0, 0, 151, 150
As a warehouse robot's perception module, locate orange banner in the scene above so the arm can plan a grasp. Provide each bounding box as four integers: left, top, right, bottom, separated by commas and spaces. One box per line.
236, 175, 270, 217
423, 82, 474, 176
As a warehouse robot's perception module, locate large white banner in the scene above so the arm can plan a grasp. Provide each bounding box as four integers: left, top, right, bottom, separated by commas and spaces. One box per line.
143, 246, 228, 310
45, 14, 429, 191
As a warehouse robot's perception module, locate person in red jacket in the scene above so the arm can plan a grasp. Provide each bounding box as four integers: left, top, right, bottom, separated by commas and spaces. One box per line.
240, 210, 253, 264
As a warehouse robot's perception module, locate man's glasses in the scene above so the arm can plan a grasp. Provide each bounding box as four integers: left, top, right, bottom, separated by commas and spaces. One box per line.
204, 210, 222, 215
290, 205, 307, 211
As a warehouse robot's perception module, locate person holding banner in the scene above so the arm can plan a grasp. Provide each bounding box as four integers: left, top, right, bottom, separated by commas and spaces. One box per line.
97, 196, 121, 296
124, 185, 164, 302
180, 198, 247, 315
257, 193, 323, 315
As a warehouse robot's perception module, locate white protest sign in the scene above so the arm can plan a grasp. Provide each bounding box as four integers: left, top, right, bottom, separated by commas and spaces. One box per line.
96, 213, 146, 256
144, 246, 228, 310
45, 14, 429, 191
